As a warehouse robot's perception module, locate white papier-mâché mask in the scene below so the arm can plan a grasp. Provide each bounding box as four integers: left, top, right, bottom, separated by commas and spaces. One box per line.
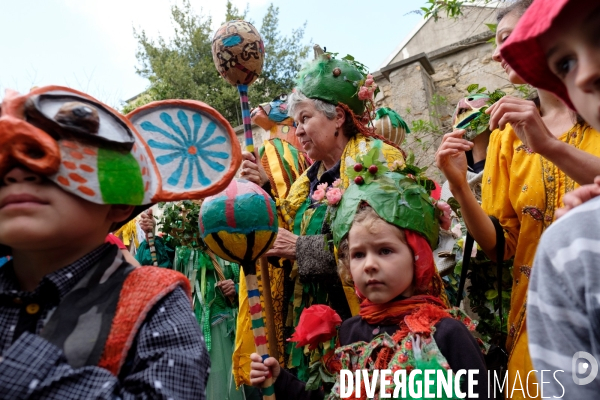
0, 86, 241, 205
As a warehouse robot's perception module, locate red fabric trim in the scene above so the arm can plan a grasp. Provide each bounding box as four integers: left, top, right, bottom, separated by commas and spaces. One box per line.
500, 0, 574, 109
404, 230, 435, 292
372, 304, 452, 372
105, 233, 127, 249
98, 266, 191, 376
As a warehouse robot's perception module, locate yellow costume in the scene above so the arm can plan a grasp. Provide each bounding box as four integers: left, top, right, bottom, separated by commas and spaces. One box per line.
481, 122, 600, 399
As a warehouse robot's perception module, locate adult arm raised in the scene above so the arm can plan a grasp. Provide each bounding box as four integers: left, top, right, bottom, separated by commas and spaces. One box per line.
487, 96, 600, 185
435, 130, 499, 259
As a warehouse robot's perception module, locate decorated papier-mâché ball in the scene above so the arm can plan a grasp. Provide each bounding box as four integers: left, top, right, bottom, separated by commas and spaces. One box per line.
211, 20, 265, 86
199, 178, 277, 266
374, 107, 410, 147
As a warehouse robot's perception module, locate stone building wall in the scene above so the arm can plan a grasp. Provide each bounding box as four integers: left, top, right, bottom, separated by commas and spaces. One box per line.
373, 5, 525, 182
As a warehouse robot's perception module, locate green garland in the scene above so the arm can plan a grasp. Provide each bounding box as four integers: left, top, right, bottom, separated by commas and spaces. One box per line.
445, 198, 513, 342
460, 84, 506, 141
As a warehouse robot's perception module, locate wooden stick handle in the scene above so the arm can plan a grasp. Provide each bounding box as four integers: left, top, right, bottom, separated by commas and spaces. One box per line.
259, 257, 279, 361
245, 273, 276, 400
207, 251, 226, 281
146, 231, 158, 267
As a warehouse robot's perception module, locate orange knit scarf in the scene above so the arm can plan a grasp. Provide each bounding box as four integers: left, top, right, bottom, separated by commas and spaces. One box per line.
359, 295, 448, 326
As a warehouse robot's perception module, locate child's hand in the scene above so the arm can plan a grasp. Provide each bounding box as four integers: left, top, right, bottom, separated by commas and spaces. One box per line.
435, 129, 472, 191
249, 352, 280, 387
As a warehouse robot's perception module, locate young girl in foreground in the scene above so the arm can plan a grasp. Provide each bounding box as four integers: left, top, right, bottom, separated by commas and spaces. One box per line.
250, 165, 489, 399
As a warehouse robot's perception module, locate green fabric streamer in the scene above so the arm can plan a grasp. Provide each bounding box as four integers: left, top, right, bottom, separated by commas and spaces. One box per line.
173, 246, 242, 398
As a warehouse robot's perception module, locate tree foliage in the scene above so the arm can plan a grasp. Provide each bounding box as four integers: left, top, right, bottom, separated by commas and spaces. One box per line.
419, 0, 496, 21
125, 0, 310, 127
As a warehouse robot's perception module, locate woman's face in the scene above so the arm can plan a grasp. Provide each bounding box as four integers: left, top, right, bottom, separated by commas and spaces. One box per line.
493, 11, 527, 85
292, 100, 339, 162
540, 3, 600, 131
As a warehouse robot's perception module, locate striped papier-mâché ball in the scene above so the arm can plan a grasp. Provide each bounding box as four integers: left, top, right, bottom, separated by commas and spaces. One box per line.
199, 178, 277, 268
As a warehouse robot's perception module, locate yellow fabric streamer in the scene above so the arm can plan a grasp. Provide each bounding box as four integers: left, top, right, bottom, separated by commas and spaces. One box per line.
113, 218, 139, 248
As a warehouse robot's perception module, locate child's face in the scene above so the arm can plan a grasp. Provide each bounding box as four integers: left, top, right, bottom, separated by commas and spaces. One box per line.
540, 2, 600, 131
348, 218, 414, 304
0, 167, 131, 252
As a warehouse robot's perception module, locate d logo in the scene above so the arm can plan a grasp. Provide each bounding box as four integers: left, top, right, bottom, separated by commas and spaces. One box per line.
572, 351, 599, 385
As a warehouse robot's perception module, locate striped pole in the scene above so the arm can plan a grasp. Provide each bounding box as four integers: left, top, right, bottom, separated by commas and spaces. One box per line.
145, 210, 158, 266
237, 84, 254, 153
244, 265, 275, 399
234, 87, 277, 399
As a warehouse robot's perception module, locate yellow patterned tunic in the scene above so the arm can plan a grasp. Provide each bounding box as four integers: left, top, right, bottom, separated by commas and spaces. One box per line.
481, 122, 600, 399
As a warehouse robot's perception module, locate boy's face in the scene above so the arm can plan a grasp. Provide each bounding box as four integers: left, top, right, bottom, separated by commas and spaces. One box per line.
540, 2, 600, 131
348, 218, 414, 304
0, 167, 128, 251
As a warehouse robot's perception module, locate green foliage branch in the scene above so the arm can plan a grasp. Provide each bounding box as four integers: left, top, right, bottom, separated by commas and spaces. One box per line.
126, 0, 310, 126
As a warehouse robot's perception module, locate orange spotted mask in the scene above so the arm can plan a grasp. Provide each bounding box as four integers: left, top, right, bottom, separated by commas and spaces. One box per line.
0, 86, 241, 205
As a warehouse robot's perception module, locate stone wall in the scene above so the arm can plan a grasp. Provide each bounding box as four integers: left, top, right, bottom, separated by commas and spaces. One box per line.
374, 39, 520, 183
387, 6, 498, 65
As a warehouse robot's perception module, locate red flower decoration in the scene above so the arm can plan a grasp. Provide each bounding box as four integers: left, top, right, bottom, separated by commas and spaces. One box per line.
289, 305, 342, 350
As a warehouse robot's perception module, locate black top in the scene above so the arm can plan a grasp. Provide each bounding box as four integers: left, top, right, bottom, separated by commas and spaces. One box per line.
466, 150, 486, 174
469, 159, 486, 174
274, 316, 491, 399
306, 160, 341, 204
0, 244, 209, 399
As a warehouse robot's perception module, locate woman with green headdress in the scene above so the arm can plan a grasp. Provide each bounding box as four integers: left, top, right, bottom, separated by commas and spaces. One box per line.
240, 52, 406, 381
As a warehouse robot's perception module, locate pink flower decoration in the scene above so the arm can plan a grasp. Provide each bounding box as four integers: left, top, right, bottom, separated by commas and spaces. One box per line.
436, 201, 452, 231
332, 178, 342, 188
365, 78, 374, 86
312, 189, 325, 201
317, 183, 328, 191
358, 86, 371, 101
326, 188, 343, 205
